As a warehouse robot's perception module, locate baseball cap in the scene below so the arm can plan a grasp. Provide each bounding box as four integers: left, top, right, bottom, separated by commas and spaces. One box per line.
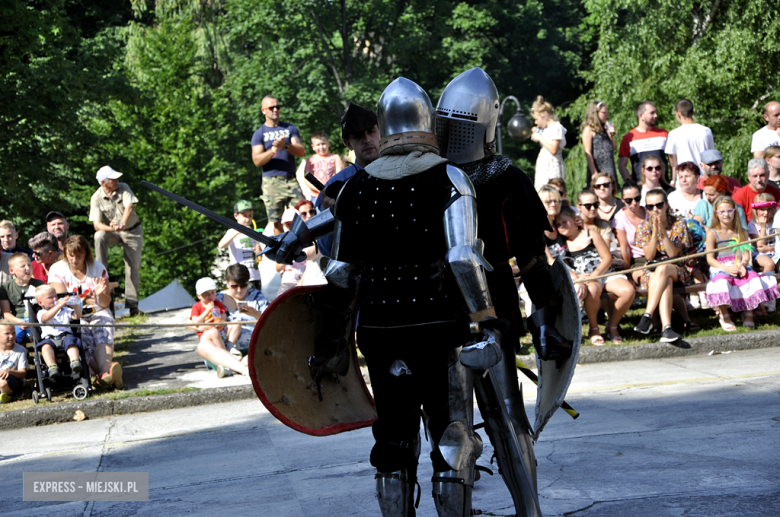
341, 103, 378, 140
234, 200, 253, 213
96, 165, 123, 183
45, 211, 66, 222
700, 149, 723, 164
281, 208, 298, 225
195, 277, 218, 295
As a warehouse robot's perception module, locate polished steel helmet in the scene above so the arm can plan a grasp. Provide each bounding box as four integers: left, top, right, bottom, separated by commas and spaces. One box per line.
376, 77, 436, 137
435, 68, 500, 164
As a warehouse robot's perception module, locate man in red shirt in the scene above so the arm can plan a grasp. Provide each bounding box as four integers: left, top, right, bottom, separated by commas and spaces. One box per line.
732, 158, 780, 222
618, 101, 669, 183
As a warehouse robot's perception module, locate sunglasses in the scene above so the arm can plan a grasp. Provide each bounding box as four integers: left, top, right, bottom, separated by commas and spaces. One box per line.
543, 199, 561, 206
646, 201, 666, 211
579, 202, 600, 210
300, 210, 316, 216
624, 195, 641, 204
265, 105, 281, 111
555, 219, 572, 228
594, 183, 611, 190
716, 209, 736, 216
227, 283, 248, 289
644, 165, 663, 171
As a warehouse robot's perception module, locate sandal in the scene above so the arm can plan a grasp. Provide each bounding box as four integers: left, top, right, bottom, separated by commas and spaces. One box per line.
606, 326, 623, 344
588, 327, 605, 346
718, 314, 737, 332
743, 312, 755, 329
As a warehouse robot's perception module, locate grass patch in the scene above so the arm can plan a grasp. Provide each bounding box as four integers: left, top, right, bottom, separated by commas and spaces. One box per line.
0, 386, 201, 412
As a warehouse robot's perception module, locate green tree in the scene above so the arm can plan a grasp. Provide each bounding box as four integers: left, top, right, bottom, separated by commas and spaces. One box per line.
0, 0, 132, 237
566, 0, 780, 191
90, 1, 252, 296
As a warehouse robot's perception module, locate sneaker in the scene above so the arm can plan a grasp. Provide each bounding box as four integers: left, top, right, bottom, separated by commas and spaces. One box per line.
229, 346, 243, 361
48, 365, 60, 378
698, 291, 711, 310
660, 326, 682, 343
689, 293, 701, 309
634, 314, 653, 335
70, 360, 83, 374
216, 365, 234, 378
460, 340, 502, 370
0, 393, 11, 404
110, 362, 123, 390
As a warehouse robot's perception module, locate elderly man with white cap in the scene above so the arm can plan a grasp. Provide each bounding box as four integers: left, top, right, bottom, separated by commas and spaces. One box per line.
89, 166, 143, 316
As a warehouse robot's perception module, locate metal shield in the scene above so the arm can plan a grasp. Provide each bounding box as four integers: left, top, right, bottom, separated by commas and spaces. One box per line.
248, 284, 377, 436
532, 256, 581, 438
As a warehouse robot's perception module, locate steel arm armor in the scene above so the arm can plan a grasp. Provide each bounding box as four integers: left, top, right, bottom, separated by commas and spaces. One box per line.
443, 164, 495, 322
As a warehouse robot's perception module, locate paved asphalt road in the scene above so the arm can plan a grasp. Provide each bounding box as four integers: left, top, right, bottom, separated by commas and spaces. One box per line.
2, 348, 779, 516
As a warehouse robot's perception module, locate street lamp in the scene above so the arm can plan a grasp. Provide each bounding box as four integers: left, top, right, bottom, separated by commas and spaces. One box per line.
496, 95, 533, 155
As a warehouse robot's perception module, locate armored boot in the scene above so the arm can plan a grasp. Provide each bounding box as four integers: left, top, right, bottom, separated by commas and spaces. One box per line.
376, 469, 419, 517
526, 305, 571, 367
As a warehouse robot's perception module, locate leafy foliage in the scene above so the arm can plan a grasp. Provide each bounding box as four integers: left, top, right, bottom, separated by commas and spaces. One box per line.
28, 0, 780, 301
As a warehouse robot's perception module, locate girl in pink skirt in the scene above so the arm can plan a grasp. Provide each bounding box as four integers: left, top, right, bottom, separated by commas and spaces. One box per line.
705, 196, 780, 330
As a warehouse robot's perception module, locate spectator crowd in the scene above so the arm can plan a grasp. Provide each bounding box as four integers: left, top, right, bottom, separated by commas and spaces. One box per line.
4, 91, 780, 404
539, 98, 780, 344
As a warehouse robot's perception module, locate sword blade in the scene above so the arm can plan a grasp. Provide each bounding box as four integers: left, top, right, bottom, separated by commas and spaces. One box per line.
141, 181, 274, 247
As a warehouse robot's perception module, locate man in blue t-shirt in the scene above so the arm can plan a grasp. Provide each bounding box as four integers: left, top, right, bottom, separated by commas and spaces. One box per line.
251, 95, 306, 234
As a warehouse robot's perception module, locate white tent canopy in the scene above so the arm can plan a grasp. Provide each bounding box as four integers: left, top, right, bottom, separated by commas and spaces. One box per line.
139, 279, 196, 314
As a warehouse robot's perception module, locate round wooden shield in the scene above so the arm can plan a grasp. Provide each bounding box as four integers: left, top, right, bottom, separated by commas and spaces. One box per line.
248, 284, 377, 436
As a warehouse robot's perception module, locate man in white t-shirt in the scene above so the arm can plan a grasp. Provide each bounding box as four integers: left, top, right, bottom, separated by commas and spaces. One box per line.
217, 200, 262, 289
664, 99, 714, 184
752, 101, 780, 158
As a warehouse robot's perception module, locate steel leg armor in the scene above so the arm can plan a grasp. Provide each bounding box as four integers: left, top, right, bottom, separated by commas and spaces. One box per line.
375, 431, 421, 517
431, 421, 482, 517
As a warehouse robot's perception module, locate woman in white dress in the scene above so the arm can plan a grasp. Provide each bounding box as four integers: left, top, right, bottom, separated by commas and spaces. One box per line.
530, 96, 567, 190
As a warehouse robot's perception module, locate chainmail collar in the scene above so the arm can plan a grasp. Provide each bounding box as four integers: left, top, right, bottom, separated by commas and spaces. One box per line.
459, 155, 512, 186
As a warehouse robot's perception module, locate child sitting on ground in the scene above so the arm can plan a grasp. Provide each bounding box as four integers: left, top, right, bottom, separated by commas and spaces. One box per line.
35, 284, 83, 378
705, 196, 780, 330
0, 321, 27, 403
303, 131, 344, 201
187, 277, 248, 378
216, 264, 269, 356
0, 252, 45, 343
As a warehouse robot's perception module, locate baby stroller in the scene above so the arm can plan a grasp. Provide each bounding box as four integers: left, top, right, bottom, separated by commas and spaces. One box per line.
25, 295, 92, 403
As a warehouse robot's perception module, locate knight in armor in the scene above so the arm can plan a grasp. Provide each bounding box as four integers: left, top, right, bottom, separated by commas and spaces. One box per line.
325, 78, 503, 517
435, 67, 573, 515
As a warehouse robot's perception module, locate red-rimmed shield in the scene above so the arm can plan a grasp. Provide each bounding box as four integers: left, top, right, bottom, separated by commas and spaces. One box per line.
248, 284, 377, 436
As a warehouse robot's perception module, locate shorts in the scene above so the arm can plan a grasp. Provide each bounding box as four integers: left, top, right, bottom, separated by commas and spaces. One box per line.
603, 273, 629, 286
234, 327, 253, 349
261, 175, 305, 223
15, 325, 27, 344
3, 374, 23, 394
36, 334, 82, 352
